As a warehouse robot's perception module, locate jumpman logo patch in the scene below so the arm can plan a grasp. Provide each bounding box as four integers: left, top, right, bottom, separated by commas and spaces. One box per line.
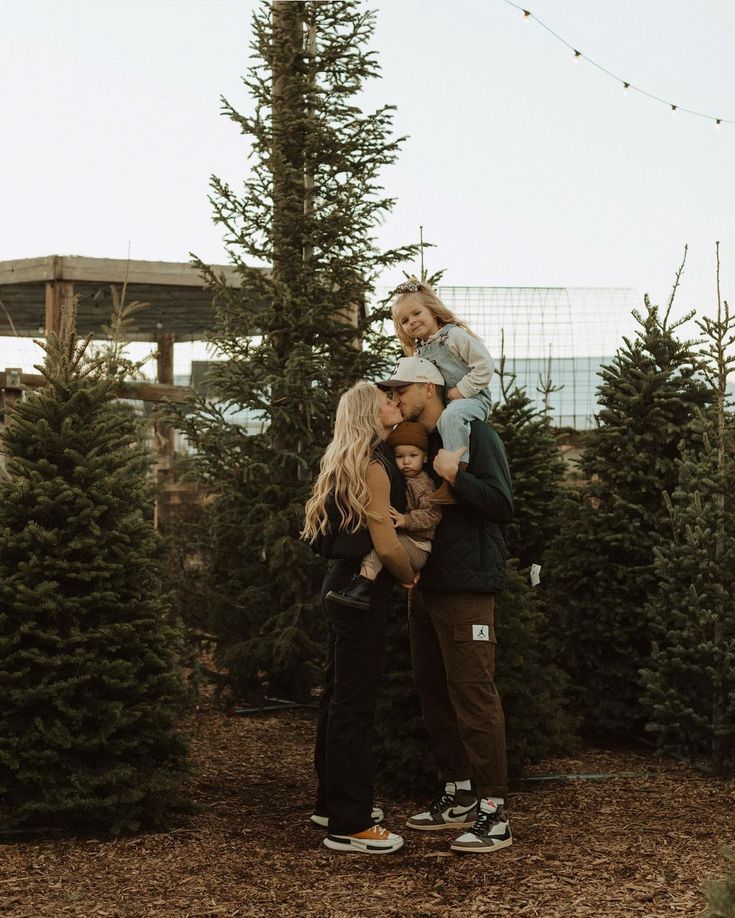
472, 625, 490, 641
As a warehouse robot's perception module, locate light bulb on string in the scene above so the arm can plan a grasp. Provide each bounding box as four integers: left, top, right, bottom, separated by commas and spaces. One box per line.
507, 0, 733, 130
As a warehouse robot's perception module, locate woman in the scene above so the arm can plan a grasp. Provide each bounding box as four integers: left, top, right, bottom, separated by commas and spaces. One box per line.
302, 381, 414, 855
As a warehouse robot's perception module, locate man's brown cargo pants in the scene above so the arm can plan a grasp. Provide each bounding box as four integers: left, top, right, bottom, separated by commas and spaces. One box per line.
409, 588, 508, 798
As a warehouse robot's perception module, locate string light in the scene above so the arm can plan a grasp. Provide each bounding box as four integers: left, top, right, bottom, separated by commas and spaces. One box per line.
504, 0, 734, 128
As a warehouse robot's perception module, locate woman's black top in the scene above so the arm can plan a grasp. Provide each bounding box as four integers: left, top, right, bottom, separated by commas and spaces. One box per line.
311, 442, 407, 560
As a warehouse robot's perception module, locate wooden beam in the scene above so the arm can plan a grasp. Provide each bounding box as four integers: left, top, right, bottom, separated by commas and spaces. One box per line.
156, 332, 175, 385
0, 255, 251, 289
0, 256, 58, 286
119, 381, 193, 404
44, 280, 75, 337
18, 372, 193, 404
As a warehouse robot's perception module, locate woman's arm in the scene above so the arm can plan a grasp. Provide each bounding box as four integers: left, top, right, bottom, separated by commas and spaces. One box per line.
365, 461, 415, 583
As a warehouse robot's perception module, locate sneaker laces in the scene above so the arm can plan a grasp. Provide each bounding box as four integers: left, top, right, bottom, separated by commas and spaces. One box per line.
366, 825, 391, 839
471, 809, 494, 834
429, 793, 454, 815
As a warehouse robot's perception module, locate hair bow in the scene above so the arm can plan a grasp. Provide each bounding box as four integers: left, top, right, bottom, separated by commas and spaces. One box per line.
393, 279, 421, 295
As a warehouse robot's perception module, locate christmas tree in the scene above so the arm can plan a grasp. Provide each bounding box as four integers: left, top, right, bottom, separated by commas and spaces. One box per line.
544, 259, 711, 736
642, 245, 735, 767
0, 315, 188, 833
171, 0, 418, 702
490, 348, 566, 568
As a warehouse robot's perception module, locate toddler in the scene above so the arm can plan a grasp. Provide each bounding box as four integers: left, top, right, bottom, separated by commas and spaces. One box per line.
327, 421, 442, 609
391, 277, 494, 505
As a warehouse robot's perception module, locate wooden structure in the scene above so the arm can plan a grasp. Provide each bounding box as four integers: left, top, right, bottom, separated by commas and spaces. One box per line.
0, 255, 257, 520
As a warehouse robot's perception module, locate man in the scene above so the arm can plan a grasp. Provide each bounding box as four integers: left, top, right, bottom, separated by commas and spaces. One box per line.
378, 356, 514, 854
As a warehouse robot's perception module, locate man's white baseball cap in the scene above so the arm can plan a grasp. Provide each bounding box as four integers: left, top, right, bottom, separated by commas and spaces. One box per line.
377, 356, 445, 388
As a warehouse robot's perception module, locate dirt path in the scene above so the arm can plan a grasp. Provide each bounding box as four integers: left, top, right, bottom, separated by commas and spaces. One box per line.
1, 708, 733, 917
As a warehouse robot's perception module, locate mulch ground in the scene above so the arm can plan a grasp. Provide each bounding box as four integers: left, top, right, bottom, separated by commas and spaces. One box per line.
2, 704, 734, 918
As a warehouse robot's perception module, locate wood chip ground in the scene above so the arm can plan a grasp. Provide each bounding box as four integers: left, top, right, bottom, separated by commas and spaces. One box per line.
2, 706, 733, 917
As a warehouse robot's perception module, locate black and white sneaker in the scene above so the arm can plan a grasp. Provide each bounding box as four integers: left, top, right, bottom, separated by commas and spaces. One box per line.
310, 806, 384, 829
405, 782, 477, 832
450, 799, 513, 853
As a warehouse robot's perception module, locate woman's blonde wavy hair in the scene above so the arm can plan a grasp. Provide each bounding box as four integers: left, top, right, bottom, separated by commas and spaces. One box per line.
301, 381, 385, 542
391, 276, 478, 355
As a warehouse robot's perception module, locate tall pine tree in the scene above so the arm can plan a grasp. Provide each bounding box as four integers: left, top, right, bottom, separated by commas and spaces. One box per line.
642, 245, 735, 768
171, 1, 418, 701
544, 261, 711, 737
0, 314, 188, 834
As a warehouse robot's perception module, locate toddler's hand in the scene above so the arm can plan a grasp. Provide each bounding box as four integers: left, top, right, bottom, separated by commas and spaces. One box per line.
446, 387, 463, 400
389, 507, 405, 528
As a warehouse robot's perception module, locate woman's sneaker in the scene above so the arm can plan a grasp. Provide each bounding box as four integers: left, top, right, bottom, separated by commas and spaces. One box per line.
310, 806, 384, 829
449, 799, 513, 853
323, 824, 404, 854
405, 782, 477, 831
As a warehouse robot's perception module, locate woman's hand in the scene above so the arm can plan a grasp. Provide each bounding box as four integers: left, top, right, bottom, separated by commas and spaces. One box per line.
446, 387, 463, 401
389, 506, 405, 528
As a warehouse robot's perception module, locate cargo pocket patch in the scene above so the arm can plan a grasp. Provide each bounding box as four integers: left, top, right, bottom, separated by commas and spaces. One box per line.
453, 622, 496, 644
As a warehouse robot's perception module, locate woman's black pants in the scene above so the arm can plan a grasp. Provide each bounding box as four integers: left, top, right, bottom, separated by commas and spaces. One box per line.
313, 560, 391, 835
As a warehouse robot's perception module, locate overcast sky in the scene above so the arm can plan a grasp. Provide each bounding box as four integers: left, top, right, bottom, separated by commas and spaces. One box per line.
2, 0, 734, 349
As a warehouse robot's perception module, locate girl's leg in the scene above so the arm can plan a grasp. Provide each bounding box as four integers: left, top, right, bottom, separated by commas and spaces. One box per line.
435, 397, 488, 464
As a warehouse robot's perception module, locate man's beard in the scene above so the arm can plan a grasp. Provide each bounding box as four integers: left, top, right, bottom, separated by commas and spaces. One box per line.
399, 405, 420, 422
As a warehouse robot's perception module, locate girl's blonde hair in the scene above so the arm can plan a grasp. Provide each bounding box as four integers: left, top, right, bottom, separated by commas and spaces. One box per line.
391, 276, 477, 355
301, 381, 384, 542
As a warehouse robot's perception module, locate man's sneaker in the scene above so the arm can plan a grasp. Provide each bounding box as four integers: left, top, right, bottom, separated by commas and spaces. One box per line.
405, 782, 477, 832
323, 824, 404, 854
450, 799, 513, 853
310, 806, 384, 829
326, 574, 372, 610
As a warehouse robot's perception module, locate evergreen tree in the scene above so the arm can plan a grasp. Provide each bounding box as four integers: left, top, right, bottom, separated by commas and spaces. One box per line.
0, 316, 188, 833
705, 848, 735, 918
642, 245, 735, 768
544, 262, 711, 737
171, 0, 418, 702
490, 349, 566, 567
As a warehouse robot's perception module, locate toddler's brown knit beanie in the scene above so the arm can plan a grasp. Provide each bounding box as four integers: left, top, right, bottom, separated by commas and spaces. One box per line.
386, 421, 429, 452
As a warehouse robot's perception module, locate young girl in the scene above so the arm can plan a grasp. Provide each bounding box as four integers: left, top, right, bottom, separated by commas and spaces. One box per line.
391, 277, 495, 504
